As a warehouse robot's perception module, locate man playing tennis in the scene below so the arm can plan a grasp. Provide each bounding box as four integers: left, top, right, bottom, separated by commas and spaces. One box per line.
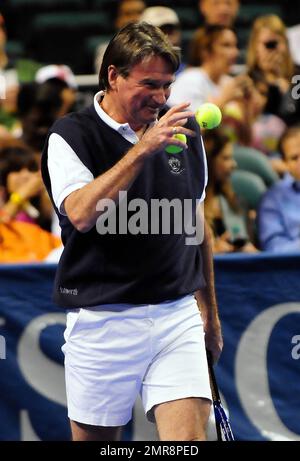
42, 22, 223, 441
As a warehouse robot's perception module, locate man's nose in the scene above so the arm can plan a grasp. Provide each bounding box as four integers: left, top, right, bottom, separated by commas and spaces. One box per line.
153, 88, 168, 105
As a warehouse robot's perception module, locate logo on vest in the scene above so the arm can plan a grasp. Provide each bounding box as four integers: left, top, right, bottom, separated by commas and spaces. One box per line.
59, 287, 78, 296
168, 156, 184, 174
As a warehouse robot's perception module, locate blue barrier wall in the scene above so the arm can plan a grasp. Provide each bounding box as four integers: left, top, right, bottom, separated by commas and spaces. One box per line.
0, 254, 300, 441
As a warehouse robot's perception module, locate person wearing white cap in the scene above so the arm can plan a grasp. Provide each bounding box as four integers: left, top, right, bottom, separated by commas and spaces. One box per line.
140, 6, 181, 48
140, 6, 186, 75
35, 64, 78, 117
35, 64, 77, 89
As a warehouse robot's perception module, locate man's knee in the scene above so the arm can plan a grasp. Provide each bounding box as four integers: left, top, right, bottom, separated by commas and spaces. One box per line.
154, 397, 211, 441
70, 420, 122, 441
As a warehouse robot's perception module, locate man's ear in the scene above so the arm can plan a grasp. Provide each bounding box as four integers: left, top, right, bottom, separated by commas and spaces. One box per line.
107, 65, 119, 90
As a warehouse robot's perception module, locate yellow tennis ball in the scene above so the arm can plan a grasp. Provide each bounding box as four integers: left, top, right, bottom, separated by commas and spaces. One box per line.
195, 103, 222, 129
165, 133, 187, 154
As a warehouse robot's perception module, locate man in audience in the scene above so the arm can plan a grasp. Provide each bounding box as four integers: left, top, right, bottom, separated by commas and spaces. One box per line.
139, 6, 185, 74
258, 125, 300, 252
140, 6, 181, 48
95, 0, 146, 72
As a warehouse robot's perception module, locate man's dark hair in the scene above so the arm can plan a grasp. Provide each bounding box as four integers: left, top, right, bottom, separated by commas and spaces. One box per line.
99, 21, 180, 90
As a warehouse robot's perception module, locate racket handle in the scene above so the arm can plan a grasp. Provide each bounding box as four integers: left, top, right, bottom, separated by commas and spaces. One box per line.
206, 350, 221, 402
206, 349, 222, 441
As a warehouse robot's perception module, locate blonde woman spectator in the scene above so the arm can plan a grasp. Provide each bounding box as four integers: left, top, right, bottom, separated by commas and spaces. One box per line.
247, 14, 300, 126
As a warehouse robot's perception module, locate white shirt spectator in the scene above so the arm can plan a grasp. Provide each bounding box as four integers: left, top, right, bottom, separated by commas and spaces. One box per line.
168, 68, 231, 111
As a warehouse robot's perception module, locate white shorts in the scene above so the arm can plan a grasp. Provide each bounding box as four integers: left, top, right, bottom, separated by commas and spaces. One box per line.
62, 294, 212, 427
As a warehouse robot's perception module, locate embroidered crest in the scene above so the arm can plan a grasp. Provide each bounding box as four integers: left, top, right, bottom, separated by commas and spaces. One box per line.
168, 156, 184, 174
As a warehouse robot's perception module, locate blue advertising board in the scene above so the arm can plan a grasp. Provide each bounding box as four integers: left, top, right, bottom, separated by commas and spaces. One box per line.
0, 254, 300, 440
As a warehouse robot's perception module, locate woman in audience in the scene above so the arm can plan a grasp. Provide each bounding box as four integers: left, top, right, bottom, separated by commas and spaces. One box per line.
222, 72, 288, 175
168, 25, 253, 112
247, 14, 300, 126
0, 145, 61, 262
203, 129, 258, 253
17, 81, 66, 155
0, 141, 53, 230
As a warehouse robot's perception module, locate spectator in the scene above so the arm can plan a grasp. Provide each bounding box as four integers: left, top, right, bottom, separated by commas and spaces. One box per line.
35, 64, 78, 117
140, 6, 184, 74
0, 12, 8, 70
168, 25, 253, 112
114, 0, 146, 30
222, 73, 287, 174
17, 80, 69, 155
203, 129, 258, 253
140, 6, 181, 48
247, 15, 300, 126
258, 125, 300, 252
0, 145, 61, 262
198, 0, 239, 27
0, 12, 20, 136
94, 0, 146, 73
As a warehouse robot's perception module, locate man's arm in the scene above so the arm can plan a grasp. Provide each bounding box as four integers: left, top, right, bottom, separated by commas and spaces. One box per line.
195, 220, 223, 363
63, 103, 195, 233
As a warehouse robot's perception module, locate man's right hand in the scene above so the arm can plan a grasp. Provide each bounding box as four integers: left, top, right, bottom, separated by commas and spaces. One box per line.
137, 103, 196, 158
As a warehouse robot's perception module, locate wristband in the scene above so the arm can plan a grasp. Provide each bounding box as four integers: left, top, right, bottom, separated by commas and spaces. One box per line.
9, 192, 25, 206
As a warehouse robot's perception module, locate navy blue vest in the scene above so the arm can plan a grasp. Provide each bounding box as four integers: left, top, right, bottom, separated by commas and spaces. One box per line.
41, 104, 206, 308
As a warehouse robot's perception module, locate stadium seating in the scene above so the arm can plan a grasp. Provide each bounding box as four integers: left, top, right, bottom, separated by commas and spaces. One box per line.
233, 145, 279, 187
231, 169, 267, 210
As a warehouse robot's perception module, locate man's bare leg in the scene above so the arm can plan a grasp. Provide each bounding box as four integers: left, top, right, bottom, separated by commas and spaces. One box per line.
70, 420, 122, 441
154, 397, 211, 441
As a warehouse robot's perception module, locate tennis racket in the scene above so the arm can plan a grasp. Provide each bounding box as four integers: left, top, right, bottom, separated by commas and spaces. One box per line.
206, 351, 235, 441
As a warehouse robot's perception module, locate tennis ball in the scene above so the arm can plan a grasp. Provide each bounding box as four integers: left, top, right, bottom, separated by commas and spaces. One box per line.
165, 133, 187, 154
195, 103, 222, 129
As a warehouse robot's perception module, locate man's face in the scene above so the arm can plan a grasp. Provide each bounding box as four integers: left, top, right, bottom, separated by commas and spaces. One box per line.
108, 55, 175, 130
199, 0, 239, 27
283, 133, 300, 181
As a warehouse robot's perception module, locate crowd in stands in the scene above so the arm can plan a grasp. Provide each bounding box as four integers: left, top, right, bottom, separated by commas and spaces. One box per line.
1, 0, 300, 262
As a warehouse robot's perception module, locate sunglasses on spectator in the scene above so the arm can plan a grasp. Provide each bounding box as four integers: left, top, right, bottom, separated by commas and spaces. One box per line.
264, 40, 278, 50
